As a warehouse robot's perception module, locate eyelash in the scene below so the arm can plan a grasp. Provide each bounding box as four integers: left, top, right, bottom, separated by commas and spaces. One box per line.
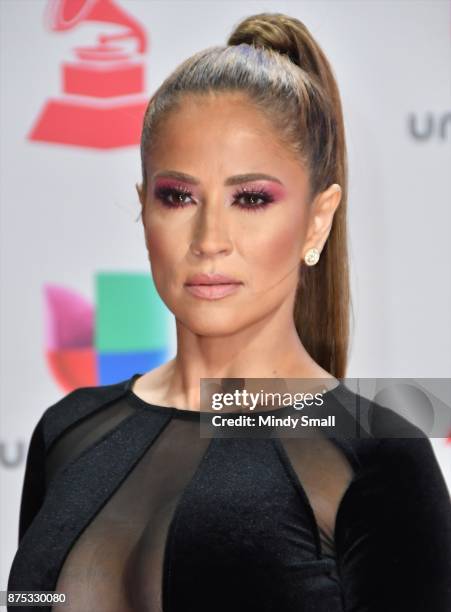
154, 185, 275, 212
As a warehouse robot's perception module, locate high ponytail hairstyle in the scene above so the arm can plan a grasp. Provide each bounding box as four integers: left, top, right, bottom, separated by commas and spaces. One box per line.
139, 12, 352, 379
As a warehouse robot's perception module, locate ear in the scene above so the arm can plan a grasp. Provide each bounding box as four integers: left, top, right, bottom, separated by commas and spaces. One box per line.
301, 183, 342, 259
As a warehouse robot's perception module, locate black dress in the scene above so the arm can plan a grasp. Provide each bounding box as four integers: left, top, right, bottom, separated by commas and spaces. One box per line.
7, 372, 451, 611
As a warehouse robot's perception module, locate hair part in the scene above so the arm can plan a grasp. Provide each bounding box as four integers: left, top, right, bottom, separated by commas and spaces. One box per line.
139, 12, 352, 378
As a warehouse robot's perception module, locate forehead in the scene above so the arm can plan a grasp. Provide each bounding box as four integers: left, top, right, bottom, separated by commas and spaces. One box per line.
164, 90, 271, 127
148, 91, 303, 173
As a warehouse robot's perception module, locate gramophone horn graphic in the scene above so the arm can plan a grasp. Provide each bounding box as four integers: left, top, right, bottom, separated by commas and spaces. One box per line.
29, 0, 149, 149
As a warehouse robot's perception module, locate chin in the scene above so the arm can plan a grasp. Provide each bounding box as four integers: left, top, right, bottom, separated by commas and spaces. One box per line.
177, 310, 247, 337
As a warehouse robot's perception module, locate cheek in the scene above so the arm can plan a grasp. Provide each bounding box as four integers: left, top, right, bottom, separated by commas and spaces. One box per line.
144, 218, 181, 282
243, 216, 304, 280
146, 228, 169, 262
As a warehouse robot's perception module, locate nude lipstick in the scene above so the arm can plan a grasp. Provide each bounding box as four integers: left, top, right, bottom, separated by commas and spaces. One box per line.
184, 273, 243, 300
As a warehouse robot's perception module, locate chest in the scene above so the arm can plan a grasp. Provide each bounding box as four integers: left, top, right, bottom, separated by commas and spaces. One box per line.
53, 435, 341, 611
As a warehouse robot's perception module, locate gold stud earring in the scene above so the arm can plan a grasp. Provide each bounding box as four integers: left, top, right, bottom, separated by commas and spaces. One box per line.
304, 247, 320, 266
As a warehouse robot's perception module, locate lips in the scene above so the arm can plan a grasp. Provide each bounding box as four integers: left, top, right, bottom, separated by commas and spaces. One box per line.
184, 273, 243, 300
185, 273, 241, 286
185, 283, 242, 300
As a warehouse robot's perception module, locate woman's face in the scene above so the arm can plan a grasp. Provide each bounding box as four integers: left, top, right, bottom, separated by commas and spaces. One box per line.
140, 92, 339, 337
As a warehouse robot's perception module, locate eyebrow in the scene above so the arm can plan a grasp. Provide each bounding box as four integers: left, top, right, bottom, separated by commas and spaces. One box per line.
152, 170, 283, 186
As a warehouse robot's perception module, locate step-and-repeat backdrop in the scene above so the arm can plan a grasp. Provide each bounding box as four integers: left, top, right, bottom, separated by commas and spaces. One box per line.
1, 0, 450, 587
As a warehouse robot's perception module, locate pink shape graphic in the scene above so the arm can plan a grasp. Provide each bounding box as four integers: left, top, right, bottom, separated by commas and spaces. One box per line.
44, 284, 94, 349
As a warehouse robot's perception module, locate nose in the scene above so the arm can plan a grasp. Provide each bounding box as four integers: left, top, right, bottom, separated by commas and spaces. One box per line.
190, 202, 233, 258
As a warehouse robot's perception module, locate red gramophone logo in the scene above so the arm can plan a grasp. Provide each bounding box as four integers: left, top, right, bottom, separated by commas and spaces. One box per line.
29, 0, 149, 149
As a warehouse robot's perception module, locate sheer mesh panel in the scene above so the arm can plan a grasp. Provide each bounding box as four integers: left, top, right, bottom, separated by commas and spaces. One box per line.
279, 434, 355, 557
48, 402, 211, 612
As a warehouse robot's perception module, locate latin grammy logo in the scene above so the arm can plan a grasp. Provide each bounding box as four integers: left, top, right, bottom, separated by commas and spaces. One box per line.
28, 0, 149, 149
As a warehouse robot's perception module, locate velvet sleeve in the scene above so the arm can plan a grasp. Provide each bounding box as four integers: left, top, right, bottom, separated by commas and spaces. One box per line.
335, 434, 451, 611
17, 415, 47, 544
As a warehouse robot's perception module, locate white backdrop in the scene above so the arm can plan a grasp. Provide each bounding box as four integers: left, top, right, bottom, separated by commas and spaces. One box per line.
1, 0, 450, 589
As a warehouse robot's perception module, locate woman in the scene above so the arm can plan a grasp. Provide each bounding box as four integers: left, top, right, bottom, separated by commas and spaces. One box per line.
7, 12, 451, 612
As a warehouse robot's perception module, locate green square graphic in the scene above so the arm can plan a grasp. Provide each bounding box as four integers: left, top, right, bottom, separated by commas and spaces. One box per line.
96, 272, 169, 352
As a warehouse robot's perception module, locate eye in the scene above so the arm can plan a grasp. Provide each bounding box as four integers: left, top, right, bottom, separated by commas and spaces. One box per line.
154, 185, 275, 212
154, 185, 194, 208
233, 187, 275, 212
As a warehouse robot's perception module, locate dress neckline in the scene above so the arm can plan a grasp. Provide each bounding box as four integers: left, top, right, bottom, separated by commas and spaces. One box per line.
125, 372, 346, 419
